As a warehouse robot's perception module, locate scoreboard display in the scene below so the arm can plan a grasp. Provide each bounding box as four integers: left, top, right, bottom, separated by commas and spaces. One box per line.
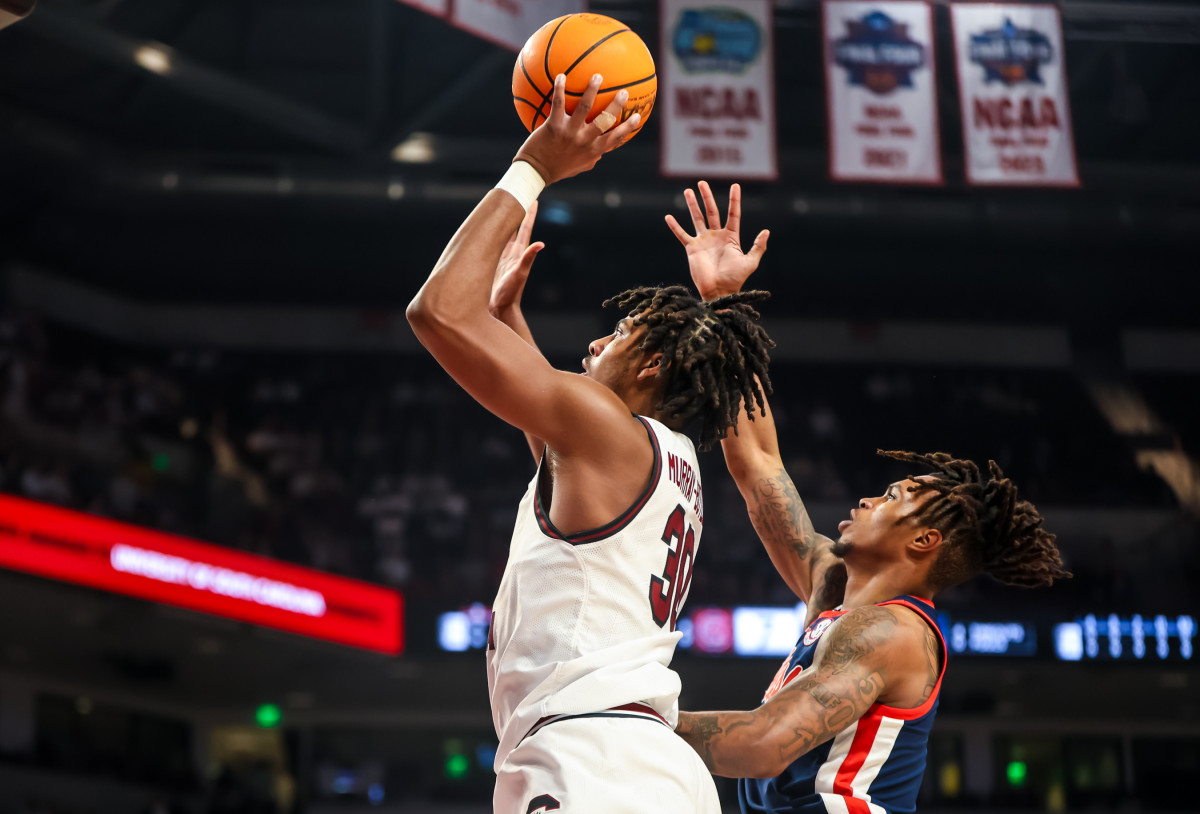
1055, 614, 1195, 662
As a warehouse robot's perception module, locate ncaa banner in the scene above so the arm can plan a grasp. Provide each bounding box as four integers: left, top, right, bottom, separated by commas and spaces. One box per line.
395, 1, 584, 52
822, 1, 943, 184
950, 3, 1079, 186
660, 0, 777, 180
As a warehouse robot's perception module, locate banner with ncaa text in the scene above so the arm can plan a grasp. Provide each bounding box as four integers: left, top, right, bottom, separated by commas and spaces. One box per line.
396, 1, 583, 52
951, 3, 1079, 186
660, 0, 777, 180
823, 1, 942, 184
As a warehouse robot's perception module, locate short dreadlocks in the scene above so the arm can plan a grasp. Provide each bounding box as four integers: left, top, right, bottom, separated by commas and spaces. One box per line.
879, 449, 1071, 591
603, 284, 774, 451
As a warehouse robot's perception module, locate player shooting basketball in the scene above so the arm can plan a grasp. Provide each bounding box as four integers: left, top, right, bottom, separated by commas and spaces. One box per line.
407, 77, 774, 814
665, 180, 1071, 814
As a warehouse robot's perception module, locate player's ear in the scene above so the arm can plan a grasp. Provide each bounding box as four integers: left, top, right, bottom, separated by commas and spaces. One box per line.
636, 352, 664, 381
911, 527, 943, 553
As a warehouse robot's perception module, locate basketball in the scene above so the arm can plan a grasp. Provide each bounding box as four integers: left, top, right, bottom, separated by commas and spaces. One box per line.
512, 13, 657, 141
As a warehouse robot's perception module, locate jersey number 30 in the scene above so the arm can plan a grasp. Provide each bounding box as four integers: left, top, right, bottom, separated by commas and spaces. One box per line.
649, 504, 696, 632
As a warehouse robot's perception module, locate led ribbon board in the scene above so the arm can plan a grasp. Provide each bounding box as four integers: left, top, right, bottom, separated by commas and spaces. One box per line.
0, 495, 403, 653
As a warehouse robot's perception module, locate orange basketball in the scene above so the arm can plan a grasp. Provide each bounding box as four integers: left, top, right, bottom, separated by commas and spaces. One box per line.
512, 13, 657, 141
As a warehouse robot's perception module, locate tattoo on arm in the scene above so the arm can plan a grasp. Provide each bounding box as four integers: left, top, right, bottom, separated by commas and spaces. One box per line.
677, 712, 758, 773
747, 466, 817, 561
676, 609, 900, 778
766, 608, 894, 766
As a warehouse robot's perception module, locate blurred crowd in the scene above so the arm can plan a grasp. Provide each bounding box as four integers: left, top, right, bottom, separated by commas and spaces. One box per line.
0, 305, 1192, 611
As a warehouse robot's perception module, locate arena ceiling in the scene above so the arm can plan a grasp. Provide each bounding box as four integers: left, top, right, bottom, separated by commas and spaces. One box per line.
0, 0, 1198, 322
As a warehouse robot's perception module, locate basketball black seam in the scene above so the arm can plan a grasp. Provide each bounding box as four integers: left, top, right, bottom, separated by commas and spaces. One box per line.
564, 73, 657, 97
543, 17, 569, 86
518, 52, 552, 129
562, 28, 632, 78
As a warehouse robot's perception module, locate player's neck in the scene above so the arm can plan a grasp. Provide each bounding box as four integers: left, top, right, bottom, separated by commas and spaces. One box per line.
840, 567, 929, 609
618, 385, 665, 421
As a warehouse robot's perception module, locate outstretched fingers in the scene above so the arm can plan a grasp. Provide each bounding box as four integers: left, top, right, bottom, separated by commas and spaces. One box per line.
515, 199, 539, 248
747, 229, 770, 264
724, 183, 743, 236
698, 180, 722, 231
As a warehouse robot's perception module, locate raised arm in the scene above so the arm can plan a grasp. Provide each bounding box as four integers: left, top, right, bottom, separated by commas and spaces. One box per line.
667, 181, 844, 613
724, 394, 844, 613
675, 604, 934, 778
407, 76, 640, 457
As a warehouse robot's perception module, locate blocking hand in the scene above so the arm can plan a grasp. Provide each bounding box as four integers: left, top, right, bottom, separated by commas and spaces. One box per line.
665, 181, 769, 303
490, 201, 543, 319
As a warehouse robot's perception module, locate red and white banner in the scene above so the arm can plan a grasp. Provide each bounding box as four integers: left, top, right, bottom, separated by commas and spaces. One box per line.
950, 3, 1079, 186
396, 1, 584, 52
660, 0, 777, 180
0, 495, 404, 653
822, 1, 942, 184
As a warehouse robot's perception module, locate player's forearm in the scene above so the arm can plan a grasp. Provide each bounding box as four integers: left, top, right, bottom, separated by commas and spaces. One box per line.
493, 304, 539, 353
720, 391, 781, 485
407, 190, 526, 333
721, 396, 822, 599
677, 710, 785, 779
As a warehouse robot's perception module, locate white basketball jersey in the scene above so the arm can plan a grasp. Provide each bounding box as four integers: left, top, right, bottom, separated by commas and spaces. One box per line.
487, 415, 705, 769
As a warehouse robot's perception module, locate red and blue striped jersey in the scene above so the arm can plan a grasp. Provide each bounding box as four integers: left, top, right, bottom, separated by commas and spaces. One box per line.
738, 595, 945, 814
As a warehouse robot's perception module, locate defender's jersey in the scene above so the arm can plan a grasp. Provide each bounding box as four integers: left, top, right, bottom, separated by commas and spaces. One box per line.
487, 416, 705, 770
739, 596, 946, 814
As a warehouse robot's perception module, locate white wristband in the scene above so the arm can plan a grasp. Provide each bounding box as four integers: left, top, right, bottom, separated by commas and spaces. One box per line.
495, 161, 546, 212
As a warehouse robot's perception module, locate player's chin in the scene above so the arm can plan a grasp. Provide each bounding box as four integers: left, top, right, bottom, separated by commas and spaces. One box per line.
830, 539, 852, 558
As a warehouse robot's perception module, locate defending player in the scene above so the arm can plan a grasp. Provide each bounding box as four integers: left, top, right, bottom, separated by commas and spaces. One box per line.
406, 79, 774, 813
665, 181, 1071, 813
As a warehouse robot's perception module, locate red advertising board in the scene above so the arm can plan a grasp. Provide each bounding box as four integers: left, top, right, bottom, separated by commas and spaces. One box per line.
0, 495, 403, 654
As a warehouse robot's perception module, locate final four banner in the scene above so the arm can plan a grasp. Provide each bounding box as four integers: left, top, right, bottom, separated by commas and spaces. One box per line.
660, 0, 777, 180
396, 1, 583, 51
950, 3, 1079, 186
823, 1, 943, 184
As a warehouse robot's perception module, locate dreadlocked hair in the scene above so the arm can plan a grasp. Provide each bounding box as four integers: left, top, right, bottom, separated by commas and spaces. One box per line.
602, 284, 775, 452
878, 449, 1071, 591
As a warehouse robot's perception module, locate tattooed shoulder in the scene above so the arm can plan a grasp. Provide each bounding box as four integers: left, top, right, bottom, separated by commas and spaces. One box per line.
816, 605, 900, 671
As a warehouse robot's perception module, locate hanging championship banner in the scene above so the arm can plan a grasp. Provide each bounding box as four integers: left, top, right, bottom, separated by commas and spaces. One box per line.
660, 0, 777, 180
395, 1, 583, 51
950, 3, 1079, 186
822, 1, 942, 184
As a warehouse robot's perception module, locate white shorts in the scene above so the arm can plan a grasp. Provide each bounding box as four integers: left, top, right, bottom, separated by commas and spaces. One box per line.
494, 714, 721, 814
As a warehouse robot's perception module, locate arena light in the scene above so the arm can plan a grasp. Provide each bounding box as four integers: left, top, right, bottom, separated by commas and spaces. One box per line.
390, 133, 437, 163
0, 495, 403, 653
133, 45, 173, 76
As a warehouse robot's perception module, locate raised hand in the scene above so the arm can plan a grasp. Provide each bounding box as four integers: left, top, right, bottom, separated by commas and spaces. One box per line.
514, 74, 641, 185
490, 201, 544, 320
665, 180, 769, 302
